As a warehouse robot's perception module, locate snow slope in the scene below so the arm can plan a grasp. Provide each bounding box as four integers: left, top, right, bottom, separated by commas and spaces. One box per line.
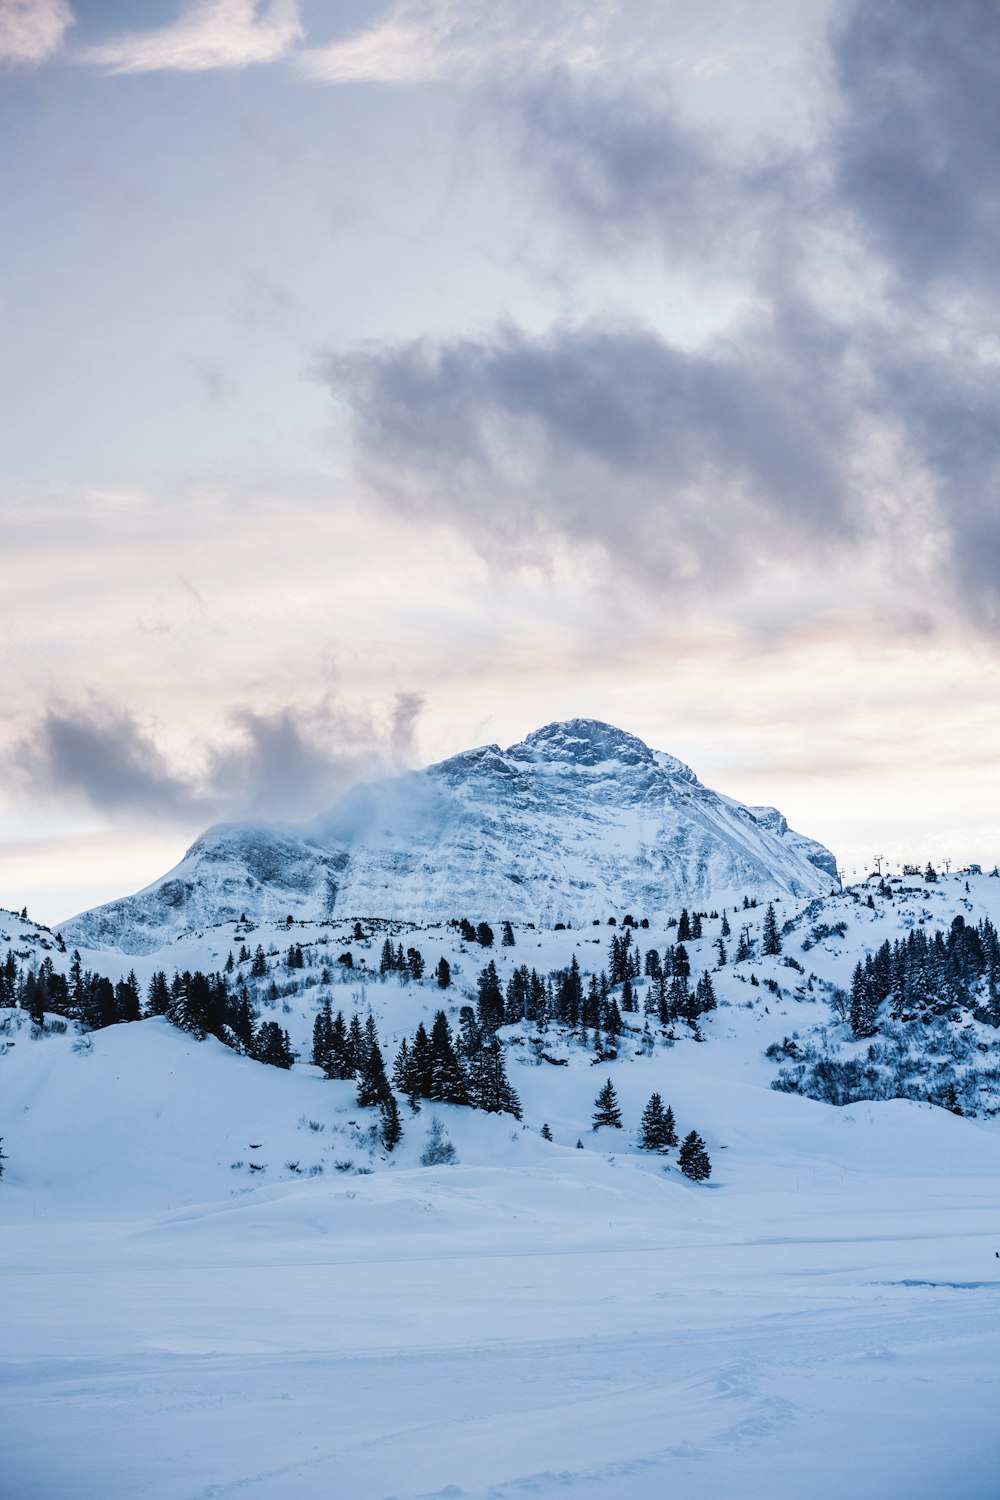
4, 872, 1000, 1498
3, 993, 1000, 1499
60, 718, 838, 952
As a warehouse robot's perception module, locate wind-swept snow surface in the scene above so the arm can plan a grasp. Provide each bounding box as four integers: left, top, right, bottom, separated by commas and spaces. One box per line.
61, 719, 837, 952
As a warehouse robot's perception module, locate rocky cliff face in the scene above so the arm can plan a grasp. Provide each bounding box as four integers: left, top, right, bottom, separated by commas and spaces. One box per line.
62, 719, 838, 953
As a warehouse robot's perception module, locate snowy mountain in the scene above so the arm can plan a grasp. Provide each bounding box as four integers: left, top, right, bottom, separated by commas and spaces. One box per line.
61, 718, 838, 953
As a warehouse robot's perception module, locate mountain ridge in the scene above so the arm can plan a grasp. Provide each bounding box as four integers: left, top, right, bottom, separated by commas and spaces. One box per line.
61, 718, 838, 953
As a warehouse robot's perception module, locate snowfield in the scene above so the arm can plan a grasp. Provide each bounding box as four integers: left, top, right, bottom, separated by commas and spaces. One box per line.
3, 873, 1000, 1497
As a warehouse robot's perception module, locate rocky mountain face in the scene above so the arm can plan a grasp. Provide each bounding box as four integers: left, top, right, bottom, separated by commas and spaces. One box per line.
62, 719, 838, 953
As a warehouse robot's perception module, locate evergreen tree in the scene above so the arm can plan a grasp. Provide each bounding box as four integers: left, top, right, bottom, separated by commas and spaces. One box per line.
677, 909, 692, 942
662, 1104, 678, 1150
474, 1036, 522, 1118
604, 996, 624, 1038
145, 971, 171, 1017
406, 947, 425, 980
254, 1021, 294, 1068
429, 1011, 468, 1103
638, 1092, 672, 1151
721, 911, 731, 937
380, 1093, 404, 1151
410, 1021, 434, 1099
678, 1130, 711, 1181
541, 1123, 553, 1141
621, 973, 636, 1013
250, 946, 268, 978
0, 1136, 6, 1177
325, 1011, 354, 1080
849, 962, 879, 1038
476, 922, 495, 948
435, 956, 452, 989
312, 996, 334, 1071
762, 903, 782, 955
502, 921, 516, 947
476, 960, 505, 1033
592, 1078, 623, 1130
347, 1012, 367, 1071
358, 1038, 392, 1107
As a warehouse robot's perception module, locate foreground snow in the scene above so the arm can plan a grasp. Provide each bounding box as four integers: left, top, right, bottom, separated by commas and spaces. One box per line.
2, 1016, 999, 1498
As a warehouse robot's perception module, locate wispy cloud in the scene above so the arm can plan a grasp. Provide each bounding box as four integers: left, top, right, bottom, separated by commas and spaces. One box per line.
300, 0, 636, 86
9, 691, 426, 825
82, 0, 302, 75
0, 0, 73, 67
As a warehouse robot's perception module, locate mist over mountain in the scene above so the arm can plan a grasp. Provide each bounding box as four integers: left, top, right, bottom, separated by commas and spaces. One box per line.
61, 719, 838, 954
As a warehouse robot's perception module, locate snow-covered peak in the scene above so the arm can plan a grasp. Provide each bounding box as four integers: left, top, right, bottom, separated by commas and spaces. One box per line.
508, 718, 656, 769
61, 717, 840, 951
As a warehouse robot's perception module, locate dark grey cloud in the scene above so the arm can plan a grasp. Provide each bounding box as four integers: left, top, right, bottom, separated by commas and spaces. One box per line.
10, 692, 426, 824
324, 312, 858, 586
18, 703, 196, 820
832, 0, 1000, 288
320, 0, 1000, 628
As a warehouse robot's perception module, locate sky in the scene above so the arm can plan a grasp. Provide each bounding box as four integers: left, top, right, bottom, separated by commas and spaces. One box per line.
2, 0, 999, 924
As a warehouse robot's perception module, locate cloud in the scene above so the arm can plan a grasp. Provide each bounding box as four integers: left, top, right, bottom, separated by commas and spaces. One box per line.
321, 313, 859, 589
83, 0, 303, 75
830, 0, 1000, 289
14, 703, 196, 820
315, 0, 1000, 630
300, 0, 638, 86
503, 72, 806, 274
0, 0, 73, 66
9, 691, 426, 825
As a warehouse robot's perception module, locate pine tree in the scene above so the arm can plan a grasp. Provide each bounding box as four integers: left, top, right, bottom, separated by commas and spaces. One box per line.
762, 903, 782, 956
435, 956, 452, 989
406, 947, 425, 980
429, 1011, 468, 1104
347, 1013, 367, 1071
638, 1092, 672, 1151
324, 1011, 354, 1080
250, 946, 268, 978
410, 1021, 434, 1099
662, 1104, 678, 1149
476, 960, 505, 1033
312, 996, 334, 1071
678, 1130, 711, 1180
541, 1123, 553, 1141
475, 1036, 522, 1118
0, 1137, 6, 1178
357, 1038, 392, 1107
380, 1094, 404, 1151
592, 1078, 623, 1130
721, 911, 731, 937
849, 962, 879, 1038
502, 921, 515, 947
254, 1021, 294, 1068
